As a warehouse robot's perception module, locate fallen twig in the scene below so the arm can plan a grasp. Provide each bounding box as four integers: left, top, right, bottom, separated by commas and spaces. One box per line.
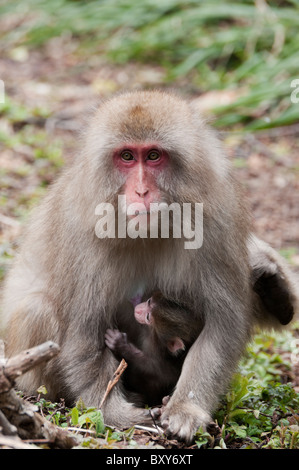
134, 424, 164, 435
0, 340, 78, 449
99, 359, 128, 409
1, 341, 60, 390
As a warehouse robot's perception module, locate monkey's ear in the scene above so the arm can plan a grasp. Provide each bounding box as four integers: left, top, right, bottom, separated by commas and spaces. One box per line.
167, 337, 185, 354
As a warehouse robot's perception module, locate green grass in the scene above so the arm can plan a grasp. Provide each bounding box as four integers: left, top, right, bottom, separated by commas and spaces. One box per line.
210, 328, 299, 449
0, 0, 299, 129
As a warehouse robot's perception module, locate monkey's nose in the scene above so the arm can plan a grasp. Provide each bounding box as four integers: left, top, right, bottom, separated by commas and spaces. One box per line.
135, 188, 149, 198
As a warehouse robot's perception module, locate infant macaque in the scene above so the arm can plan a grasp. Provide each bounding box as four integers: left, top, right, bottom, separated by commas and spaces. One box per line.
105, 291, 199, 406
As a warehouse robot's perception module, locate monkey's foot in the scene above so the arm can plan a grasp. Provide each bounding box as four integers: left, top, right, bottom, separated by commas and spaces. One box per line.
158, 401, 214, 444
102, 398, 152, 429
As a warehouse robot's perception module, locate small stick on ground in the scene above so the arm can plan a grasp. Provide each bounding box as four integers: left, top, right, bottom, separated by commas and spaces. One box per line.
99, 359, 128, 409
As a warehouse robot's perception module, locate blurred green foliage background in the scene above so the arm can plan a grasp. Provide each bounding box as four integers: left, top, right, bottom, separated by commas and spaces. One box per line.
1, 0, 299, 129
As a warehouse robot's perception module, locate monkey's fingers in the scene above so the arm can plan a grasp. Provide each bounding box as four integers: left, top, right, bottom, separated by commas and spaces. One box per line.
105, 330, 114, 339
150, 395, 170, 420
206, 421, 221, 437
105, 331, 118, 350
105, 339, 115, 350
105, 328, 120, 336
162, 395, 170, 406
105, 329, 121, 342
150, 406, 162, 420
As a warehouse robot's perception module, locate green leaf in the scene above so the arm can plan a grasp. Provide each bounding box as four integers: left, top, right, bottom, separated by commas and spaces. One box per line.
36, 385, 48, 395
231, 424, 247, 439
71, 407, 79, 426
95, 410, 105, 436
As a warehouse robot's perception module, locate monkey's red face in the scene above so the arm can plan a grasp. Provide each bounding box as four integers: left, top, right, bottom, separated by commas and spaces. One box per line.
134, 297, 154, 326
113, 144, 169, 212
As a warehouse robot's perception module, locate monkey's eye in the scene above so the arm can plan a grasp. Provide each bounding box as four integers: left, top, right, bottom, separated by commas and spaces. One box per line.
147, 150, 160, 161
147, 298, 151, 306
121, 151, 134, 161
146, 311, 152, 324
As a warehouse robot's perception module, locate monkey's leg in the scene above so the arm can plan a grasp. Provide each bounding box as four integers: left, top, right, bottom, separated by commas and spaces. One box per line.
159, 300, 250, 444
58, 339, 152, 429
248, 235, 298, 327
3, 294, 63, 397
4, 298, 151, 429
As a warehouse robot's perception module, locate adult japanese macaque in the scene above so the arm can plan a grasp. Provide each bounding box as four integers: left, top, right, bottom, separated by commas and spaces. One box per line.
105, 292, 199, 406
1, 90, 298, 444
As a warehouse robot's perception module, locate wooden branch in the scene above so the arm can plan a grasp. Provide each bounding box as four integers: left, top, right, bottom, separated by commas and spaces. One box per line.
0, 340, 78, 449
99, 359, 128, 409
1, 341, 60, 390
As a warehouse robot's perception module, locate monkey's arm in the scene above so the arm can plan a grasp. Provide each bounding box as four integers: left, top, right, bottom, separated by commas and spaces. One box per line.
158, 270, 252, 444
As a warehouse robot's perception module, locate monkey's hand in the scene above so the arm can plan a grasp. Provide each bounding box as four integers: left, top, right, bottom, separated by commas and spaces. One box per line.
105, 329, 143, 361
105, 329, 128, 354
158, 400, 217, 444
